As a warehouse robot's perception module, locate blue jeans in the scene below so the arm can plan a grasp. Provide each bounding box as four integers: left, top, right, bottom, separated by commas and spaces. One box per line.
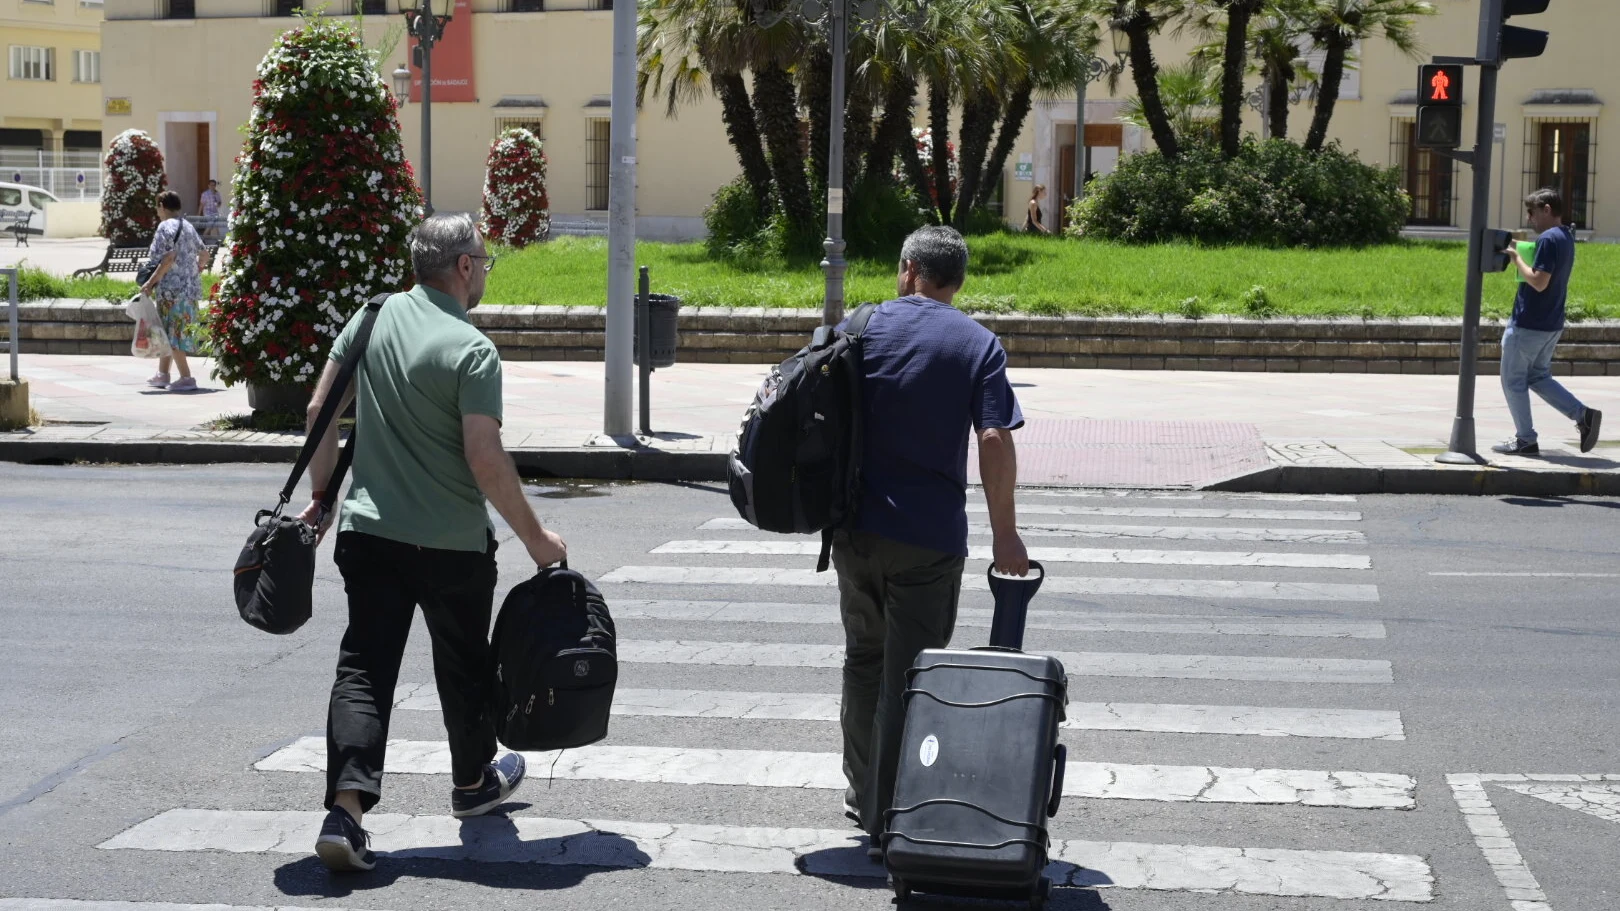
1500, 324, 1586, 443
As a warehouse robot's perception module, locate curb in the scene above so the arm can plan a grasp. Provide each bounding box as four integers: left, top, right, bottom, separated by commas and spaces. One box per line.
1206, 463, 1620, 496
0, 439, 730, 483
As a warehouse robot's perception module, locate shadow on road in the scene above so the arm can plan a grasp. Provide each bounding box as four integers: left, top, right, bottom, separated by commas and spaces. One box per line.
1500, 495, 1620, 510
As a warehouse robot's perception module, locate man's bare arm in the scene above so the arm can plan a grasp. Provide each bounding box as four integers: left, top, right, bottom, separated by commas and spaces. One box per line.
464, 414, 567, 567
294, 360, 355, 537
978, 426, 1029, 576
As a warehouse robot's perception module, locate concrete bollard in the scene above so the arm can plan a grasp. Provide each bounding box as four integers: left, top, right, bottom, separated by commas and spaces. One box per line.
0, 377, 29, 429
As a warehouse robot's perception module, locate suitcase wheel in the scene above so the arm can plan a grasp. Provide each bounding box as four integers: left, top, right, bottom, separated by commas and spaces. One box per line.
891, 876, 911, 902
1027, 876, 1053, 910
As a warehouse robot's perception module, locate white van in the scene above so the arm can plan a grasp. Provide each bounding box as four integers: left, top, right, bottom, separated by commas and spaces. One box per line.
0, 181, 58, 237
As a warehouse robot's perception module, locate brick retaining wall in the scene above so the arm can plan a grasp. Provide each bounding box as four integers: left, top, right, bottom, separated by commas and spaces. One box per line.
14, 299, 1620, 375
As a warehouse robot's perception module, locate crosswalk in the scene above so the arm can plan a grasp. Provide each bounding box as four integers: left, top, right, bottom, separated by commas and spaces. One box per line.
92, 488, 1435, 906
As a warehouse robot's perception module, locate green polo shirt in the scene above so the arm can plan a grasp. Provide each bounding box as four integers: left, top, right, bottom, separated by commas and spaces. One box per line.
329, 284, 503, 552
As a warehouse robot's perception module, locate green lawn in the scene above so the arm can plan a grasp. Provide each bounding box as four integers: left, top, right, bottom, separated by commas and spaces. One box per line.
484, 233, 1620, 321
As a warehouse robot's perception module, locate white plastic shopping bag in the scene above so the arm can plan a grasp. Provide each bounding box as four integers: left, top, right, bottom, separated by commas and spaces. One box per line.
127, 293, 172, 359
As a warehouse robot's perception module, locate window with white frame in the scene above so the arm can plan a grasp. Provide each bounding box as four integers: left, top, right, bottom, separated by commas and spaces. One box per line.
73, 50, 99, 84
9, 46, 55, 82
494, 117, 545, 142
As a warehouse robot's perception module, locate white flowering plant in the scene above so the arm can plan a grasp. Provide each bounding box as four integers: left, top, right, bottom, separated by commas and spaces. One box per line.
208, 13, 422, 388
480, 128, 549, 248
99, 130, 167, 245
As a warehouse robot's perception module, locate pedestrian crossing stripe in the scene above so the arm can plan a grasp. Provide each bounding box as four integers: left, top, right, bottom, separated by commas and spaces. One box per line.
392, 684, 1406, 740
252, 738, 1415, 809
0, 903, 381, 911
600, 566, 1382, 602
990, 490, 1359, 503
99, 810, 1433, 902
966, 504, 1363, 522
651, 540, 1372, 570
607, 639, 1392, 682
699, 517, 1369, 545
614, 598, 1387, 637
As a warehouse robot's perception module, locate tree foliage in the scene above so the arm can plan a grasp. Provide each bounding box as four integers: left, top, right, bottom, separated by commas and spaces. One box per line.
481, 128, 551, 248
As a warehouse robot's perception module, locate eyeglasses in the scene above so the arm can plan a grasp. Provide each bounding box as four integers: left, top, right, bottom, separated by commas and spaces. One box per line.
466, 253, 497, 274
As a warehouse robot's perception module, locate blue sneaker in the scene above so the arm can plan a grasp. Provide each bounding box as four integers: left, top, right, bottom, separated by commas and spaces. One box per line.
314, 807, 375, 872
451, 752, 526, 818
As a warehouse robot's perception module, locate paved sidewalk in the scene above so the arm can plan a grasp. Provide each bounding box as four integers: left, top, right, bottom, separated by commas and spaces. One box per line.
6, 353, 1620, 493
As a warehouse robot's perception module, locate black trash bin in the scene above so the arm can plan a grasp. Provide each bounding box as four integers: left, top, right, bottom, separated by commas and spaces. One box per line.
633, 293, 681, 369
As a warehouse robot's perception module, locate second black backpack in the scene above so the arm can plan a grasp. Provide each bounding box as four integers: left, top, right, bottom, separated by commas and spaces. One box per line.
727, 303, 877, 570
489, 563, 617, 751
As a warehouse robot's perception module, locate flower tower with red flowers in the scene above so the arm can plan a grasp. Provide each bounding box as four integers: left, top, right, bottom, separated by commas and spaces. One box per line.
480, 128, 550, 248
208, 14, 421, 391
99, 129, 167, 246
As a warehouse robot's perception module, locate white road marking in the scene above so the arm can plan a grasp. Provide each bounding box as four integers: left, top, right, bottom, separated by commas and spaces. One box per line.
0, 894, 372, 901
609, 639, 1392, 683
600, 566, 1381, 602
699, 517, 1368, 544
392, 685, 1404, 740
1498, 780, 1620, 824
611, 598, 1387, 638
652, 540, 1372, 570
1448, 774, 1552, 909
0, 904, 375, 911
101, 809, 1432, 901
1429, 572, 1620, 578
978, 489, 1358, 504
254, 738, 1412, 808
967, 504, 1363, 521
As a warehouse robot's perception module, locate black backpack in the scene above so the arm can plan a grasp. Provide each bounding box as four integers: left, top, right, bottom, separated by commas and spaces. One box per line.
728, 303, 877, 571
489, 563, 617, 751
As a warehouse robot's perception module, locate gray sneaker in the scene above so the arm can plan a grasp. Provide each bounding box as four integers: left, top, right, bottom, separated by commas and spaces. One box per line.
1491, 437, 1539, 455
168, 376, 198, 393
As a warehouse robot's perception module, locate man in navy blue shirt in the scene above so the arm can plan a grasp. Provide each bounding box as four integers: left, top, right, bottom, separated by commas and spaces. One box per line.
831, 225, 1029, 848
1493, 187, 1601, 455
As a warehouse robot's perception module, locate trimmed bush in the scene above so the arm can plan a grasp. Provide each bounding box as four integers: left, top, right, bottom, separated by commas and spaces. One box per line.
704, 173, 926, 265
1068, 139, 1410, 248
481, 128, 550, 248
208, 14, 421, 388
99, 129, 167, 246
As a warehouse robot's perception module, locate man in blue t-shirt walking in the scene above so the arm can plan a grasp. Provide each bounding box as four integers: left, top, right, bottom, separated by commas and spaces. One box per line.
830, 225, 1029, 850
1493, 187, 1601, 455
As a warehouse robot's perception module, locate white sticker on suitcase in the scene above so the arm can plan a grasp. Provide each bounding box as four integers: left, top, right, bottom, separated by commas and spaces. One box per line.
920, 735, 939, 767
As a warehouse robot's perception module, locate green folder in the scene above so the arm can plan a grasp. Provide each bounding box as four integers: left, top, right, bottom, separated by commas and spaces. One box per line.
1515, 241, 1536, 282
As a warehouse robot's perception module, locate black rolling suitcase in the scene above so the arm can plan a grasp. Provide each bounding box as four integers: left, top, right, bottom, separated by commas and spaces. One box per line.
881, 561, 1068, 909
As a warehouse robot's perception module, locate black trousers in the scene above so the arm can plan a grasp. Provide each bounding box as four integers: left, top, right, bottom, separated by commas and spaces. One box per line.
326, 530, 499, 812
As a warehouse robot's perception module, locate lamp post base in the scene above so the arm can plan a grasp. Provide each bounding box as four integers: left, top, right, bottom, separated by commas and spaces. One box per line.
1435, 450, 1486, 465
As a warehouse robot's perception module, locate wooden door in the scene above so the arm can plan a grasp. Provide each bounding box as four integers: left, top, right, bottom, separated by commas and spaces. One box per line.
195, 123, 211, 210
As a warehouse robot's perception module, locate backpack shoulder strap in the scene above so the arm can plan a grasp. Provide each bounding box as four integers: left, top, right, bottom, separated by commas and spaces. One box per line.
845, 302, 879, 339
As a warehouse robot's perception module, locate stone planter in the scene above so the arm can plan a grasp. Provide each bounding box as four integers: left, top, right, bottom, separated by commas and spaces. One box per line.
246, 381, 311, 415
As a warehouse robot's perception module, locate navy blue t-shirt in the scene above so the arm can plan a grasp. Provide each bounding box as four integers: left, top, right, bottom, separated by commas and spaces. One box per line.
1512, 225, 1577, 331
844, 296, 1024, 557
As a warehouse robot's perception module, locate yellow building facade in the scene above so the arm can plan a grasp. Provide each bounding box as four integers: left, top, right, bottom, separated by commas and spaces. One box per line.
2, 0, 104, 167
100, 0, 1614, 240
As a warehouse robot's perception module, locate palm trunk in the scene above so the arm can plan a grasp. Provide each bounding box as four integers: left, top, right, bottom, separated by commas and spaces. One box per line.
1303, 35, 1347, 152
1123, 6, 1180, 159
953, 92, 1000, 230
715, 71, 774, 212
867, 74, 918, 185
975, 84, 1033, 210
1265, 63, 1291, 140
843, 83, 875, 190
1218, 0, 1259, 158
804, 46, 833, 199
899, 135, 933, 220
928, 78, 954, 224
753, 64, 817, 241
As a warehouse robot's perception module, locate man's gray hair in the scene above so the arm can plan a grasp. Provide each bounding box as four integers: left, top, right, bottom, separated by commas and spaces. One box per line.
900, 225, 969, 290
410, 213, 481, 280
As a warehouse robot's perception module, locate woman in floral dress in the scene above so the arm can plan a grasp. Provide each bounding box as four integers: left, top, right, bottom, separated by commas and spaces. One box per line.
140, 190, 209, 393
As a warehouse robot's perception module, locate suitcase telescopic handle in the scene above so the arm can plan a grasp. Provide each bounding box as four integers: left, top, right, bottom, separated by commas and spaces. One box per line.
986, 560, 1044, 650
1047, 743, 1067, 818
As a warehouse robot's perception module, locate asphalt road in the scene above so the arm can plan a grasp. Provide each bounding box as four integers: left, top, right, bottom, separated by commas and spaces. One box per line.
0, 463, 1617, 911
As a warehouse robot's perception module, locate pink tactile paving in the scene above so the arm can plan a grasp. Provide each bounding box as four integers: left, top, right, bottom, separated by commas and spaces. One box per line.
969, 419, 1270, 489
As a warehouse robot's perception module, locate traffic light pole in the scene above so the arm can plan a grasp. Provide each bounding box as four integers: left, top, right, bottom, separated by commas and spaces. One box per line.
1437, 61, 1500, 464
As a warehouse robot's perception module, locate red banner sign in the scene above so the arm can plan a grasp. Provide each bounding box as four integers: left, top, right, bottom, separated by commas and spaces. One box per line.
409, 0, 475, 104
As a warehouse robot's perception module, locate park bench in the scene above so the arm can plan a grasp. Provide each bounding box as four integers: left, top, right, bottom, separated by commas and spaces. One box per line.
1, 210, 32, 247
73, 240, 222, 279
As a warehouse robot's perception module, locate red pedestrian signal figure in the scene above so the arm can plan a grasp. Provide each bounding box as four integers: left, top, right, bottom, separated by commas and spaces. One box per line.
1429, 68, 1452, 102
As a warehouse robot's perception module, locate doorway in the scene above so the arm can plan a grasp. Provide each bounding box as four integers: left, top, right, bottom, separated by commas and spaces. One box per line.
158, 112, 217, 215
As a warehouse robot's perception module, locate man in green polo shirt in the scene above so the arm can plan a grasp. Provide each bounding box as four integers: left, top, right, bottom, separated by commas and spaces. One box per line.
296, 213, 568, 873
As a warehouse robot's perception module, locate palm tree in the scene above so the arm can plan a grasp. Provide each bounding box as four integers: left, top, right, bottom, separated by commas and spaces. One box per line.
1209, 0, 1268, 157
1112, 0, 1186, 158
1300, 0, 1433, 151
1122, 58, 1220, 142
1184, 0, 1316, 142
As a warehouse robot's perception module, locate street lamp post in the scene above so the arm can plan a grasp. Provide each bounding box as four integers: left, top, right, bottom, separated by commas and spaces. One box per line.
397, 0, 454, 216
1071, 28, 1129, 227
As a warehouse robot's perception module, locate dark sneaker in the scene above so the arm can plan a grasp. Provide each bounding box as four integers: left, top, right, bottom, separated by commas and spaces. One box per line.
1491, 438, 1539, 455
1579, 408, 1602, 453
451, 752, 526, 818
315, 807, 375, 872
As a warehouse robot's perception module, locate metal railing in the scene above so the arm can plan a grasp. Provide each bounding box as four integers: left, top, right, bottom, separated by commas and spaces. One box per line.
3, 167, 104, 200
0, 150, 102, 170
2, 268, 17, 383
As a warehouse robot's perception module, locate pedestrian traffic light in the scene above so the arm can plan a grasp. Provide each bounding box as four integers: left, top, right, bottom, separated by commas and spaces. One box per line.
1420, 64, 1464, 105
1477, 228, 1515, 273
1416, 106, 1464, 149
1479, 0, 1550, 64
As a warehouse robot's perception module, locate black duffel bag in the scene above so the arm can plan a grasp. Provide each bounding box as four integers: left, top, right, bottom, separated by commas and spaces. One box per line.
233, 295, 386, 635
490, 563, 618, 751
